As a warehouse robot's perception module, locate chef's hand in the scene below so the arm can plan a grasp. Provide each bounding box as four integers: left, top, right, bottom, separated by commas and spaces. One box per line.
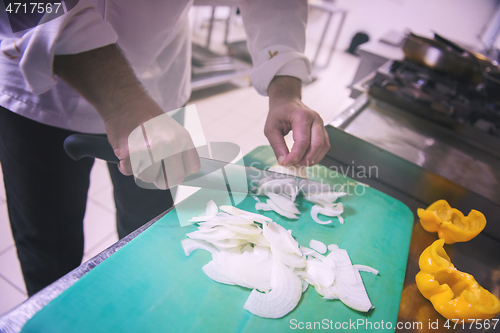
104, 105, 200, 189
265, 76, 330, 167
54, 44, 200, 188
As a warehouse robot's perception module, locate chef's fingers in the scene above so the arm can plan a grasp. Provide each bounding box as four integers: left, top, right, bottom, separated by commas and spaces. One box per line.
118, 157, 133, 176
282, 115, 313, 166
160, 152, 186, 189
264, 124, 290, 165
299, 119, 328, 166
182, 146, 201, 176
318, 127, 331, 162
139, 160, 165, 185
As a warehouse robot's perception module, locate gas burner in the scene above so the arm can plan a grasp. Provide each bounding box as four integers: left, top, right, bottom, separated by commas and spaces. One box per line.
367, 60, 500, 136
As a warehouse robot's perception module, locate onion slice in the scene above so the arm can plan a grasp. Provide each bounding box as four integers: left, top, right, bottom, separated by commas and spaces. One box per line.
353, 264, 379, 275
189, 200, 219, 222
181, 238, 219, 256
329, 248, 373, 312
257, 178, 298, 200
202, 260, 235, 285
266, 192, 300, 215
311, 205, 332, 225
220, 205, 272, 224
309, 239, 327, 254
267, 200, 299, 220
310, 204, 344, 225
243, 260, 302, 318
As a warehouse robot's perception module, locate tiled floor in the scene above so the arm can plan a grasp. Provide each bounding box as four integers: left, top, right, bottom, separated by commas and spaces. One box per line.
0, 49, 359, 316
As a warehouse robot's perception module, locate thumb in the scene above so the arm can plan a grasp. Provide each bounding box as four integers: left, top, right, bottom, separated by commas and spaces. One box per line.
265, 128, 289, 165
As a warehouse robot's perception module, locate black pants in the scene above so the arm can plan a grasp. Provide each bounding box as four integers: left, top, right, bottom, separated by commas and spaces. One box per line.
0, 107, 173, 296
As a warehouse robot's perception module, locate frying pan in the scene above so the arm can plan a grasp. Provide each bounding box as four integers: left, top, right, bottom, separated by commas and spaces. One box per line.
402, 32, 478, 82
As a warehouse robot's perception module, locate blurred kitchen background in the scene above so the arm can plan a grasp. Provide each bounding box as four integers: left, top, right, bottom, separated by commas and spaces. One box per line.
2, 0, 500, 315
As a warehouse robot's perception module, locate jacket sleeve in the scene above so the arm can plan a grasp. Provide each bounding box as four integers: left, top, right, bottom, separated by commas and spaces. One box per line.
0, 0, 118, 94
239, 0, 311, 96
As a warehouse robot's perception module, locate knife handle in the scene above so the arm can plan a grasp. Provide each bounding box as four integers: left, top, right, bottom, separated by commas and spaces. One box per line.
64, 134, 120, 164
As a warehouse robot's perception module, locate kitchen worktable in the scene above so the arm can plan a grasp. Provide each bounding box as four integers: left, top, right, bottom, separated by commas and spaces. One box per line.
1, 124, 499, 332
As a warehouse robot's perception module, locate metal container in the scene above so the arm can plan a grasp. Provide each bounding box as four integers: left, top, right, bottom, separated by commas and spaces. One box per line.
402, 33, 477, 82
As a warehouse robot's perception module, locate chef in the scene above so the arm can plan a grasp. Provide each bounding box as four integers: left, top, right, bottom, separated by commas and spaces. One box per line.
0, 0, 330, 296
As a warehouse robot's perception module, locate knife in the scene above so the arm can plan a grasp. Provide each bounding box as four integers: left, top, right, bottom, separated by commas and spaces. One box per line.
63, 134, 332, 194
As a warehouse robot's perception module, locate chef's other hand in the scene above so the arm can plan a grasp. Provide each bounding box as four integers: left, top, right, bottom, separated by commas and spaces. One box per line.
265, 76, 330, 167
53, 45, 200, 189
104, 107, 200, 190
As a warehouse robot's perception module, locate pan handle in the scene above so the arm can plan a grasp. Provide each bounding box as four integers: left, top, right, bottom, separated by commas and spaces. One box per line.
433, 32, 467, 54
63, 134, 120, 164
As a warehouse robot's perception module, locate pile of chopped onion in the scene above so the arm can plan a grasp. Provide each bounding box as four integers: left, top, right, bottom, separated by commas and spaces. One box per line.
253, 177, 346, 225
182, 201, 377, 318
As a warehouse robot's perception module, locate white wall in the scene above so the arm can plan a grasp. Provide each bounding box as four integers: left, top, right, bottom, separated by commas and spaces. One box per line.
306, 0, 499, 51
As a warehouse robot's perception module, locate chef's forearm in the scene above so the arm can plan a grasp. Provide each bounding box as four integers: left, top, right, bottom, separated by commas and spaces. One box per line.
53, 44, 155, 121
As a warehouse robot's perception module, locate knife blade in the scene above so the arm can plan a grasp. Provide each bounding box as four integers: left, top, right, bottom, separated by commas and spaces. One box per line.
63, 134, 332, 194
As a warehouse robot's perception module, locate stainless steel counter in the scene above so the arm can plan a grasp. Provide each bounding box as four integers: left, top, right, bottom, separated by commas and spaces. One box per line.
327, 95, 500, 332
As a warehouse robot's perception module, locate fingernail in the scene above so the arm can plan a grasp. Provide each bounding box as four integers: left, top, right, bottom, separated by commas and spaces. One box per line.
278, 155, 285, 165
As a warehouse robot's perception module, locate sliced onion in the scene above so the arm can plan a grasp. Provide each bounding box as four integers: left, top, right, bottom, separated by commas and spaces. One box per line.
263, 222, 300, 255
309, 239, 327, 254
255, 202, 272, 211
310, 204, 344, 225
189, 200, 219, 222
222, 223, 262, 235
299, 246, 326, 261
311, 205, 332, 225
210, 247, 274, 291
329, 249, 373, 312
211, 238, 242, 250
301, 279, 309, 293
252, 245, 270, 259
319, 285, 339, 300
181, 238, 219, 256
305, 260, 335, 288
202, 260, 235, 285
278, 227, 302, 256
235, 248, 274, 292
211, 215, 255, 225
267, 199, 299, 220
328, 244, 339, 252
204, 200, 218, 217
271, 247, 306, 268
266, 192, 300, 215
243, 260, 302, 318
353, 265, 379, 275
331, 281, 373, 312
220, 205, 272, 224
257, 178, 298, 200
186, 226, 237, 242
184, 203, 376, 317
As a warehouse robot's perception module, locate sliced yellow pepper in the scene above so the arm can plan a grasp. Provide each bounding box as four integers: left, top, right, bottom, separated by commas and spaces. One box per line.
417, 200, 486, 244
416, 239, 500, 322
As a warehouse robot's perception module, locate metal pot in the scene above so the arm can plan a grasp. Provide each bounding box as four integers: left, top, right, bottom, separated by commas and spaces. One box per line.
402, 33, 477, 82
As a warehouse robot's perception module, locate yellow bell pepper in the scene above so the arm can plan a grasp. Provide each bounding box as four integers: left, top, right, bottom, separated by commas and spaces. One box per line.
417, 200, 486, 244
416, 239, 500, 322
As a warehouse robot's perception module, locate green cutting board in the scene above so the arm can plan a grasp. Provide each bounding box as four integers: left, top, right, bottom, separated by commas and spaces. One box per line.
22, 146, 414, 333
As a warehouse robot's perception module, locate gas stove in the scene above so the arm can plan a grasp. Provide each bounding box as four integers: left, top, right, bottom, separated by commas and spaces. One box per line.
365, 60, 500, 142
336, 59, 500, 207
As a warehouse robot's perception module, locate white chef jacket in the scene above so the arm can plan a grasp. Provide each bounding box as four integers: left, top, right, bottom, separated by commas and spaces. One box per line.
0, 0, 311, 134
